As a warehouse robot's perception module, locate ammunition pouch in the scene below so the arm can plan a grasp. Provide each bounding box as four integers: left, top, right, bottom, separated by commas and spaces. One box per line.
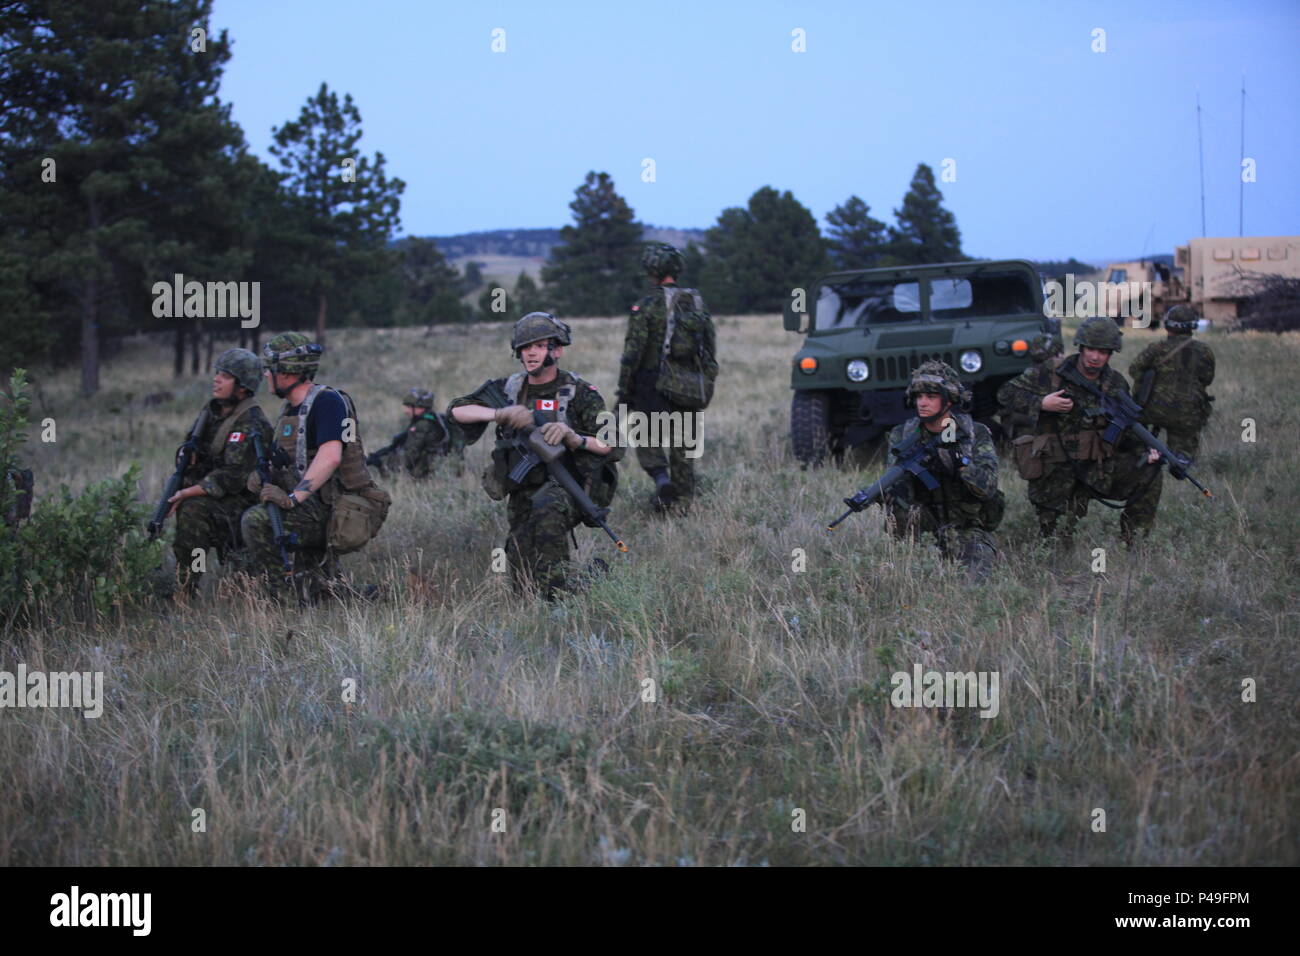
482, 447, 510, 501
326, 484, 391, 555
1012, 434, 1066, 480
578, 459, 619, 528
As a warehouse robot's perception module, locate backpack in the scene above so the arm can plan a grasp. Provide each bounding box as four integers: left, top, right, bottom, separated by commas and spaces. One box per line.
655, 287, 718, 411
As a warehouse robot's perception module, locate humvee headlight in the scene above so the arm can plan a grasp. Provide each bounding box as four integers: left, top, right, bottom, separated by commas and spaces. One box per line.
960, 350, 982, 373
1011, 339, 1029, 356
994, 340, 1011, 355
846, 359, 869, 382
798, 356, 818, 374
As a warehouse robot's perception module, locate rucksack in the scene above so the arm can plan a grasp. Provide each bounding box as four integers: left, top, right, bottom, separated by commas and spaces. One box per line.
655, 286, 718, 411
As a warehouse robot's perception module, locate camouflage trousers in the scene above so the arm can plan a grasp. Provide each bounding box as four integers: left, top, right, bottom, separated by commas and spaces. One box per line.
888, 505, 998, 582
240, 495, 333, 595
630, 374, 695, 503
506, 480, 580, 600
1029, 452, 1162, 544
1145, 426, 1204, 518
172, 493, 255, 592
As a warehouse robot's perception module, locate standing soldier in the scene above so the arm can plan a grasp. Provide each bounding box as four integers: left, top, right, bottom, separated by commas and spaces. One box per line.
450, 313, 621, 601
367, 387, 465, 478
242, 332, 389, 597
164, 348, 272, 596
884, 362, 1004, 581
999, 317, 1162, 548
1129, 305, 1215, 460
617, 242, 717, 514
997, 333, 1063, 441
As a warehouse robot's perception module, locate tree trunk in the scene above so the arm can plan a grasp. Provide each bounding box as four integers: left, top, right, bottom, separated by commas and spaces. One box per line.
80, 277, 100, 396
190, 319, 201, 374
174, 325, 185, 377
316, 289, 327, 349
205, 327, 215, 371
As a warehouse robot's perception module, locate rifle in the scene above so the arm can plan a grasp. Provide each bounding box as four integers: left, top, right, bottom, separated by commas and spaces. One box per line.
365, 429, 408, 467
828, 431, 946, 531
251, 431, 298, 575
146, 408, 210, 539
1056, 361, 1212, 499
509, 409, 627, 553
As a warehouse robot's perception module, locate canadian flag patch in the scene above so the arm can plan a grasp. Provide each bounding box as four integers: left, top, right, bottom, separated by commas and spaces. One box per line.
228, 432, 245, 443
535, 399, 556, 411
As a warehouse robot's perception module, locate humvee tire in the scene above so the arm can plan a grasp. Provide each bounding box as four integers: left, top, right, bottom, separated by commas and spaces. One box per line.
791, 390, 832, 467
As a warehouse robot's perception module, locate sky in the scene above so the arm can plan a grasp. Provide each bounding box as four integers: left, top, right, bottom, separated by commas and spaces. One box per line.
211, 0, 1300, 265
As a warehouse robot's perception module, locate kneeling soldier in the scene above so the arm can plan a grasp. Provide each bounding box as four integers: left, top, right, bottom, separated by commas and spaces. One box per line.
449, 313, 621, 600
167, 348, 272, 595
885, 361, 1004, 581
999, 316, 1161, 547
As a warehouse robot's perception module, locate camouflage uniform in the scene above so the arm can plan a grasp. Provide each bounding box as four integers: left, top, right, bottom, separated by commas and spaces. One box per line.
450, 367, 614, 600
618, 243, 711, 509
1128, 307, 1215, 459
172, 349, 272, 594
997, 333, 1063, 441
999, 319, 1161, 544
885, 363, 1004, 580
402, 410, 465, 478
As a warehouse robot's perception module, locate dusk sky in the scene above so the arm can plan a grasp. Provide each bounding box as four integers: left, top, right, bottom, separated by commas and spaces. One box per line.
212, 0, 1300, 264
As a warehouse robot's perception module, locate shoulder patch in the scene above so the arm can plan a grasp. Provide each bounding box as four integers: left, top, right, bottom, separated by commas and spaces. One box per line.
631, 305, 640, 312
228, 431, 245, 443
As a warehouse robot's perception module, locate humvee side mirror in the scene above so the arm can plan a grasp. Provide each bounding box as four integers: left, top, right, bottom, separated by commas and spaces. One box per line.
783, 298, 807, 332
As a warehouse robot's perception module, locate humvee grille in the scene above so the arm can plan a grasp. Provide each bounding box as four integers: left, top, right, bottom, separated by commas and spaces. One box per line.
875, 352, 955, 383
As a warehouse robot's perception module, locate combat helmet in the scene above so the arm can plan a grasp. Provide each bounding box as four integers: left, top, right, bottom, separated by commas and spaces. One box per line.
1028, 333, 1063, 363
262, 332, 323, 376
905, 360, 970, 408
1074, 316, 1123, 352
511, 312, 571, 352
1162, 304, 1198, 334
402, 387, 435, 408
642, 242, 684, 280
214, 348, 262, 395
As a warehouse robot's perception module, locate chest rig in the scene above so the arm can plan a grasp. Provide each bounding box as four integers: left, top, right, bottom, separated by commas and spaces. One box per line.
493, 371, 584, 489
273, 384, 375, 501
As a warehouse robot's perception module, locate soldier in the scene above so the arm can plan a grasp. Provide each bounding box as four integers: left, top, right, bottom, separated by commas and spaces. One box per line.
997, 333, 1063, 441
884, 361, 1004, 582
242, 332, 388, 597
449, 312, 620, 601
1129, 305, 1215, 460
368, 387, 465, 478
617, 242, 716, 513
999, 316, 1162, 548
164, 348, 272, 595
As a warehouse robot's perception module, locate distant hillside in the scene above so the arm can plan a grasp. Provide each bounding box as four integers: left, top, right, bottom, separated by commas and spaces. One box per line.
429, 225, 707, 260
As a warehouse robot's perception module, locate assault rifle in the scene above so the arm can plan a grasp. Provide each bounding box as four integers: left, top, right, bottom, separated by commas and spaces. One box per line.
365, 429, 408, 468
251, 432, 297, 575
1056, 362, 1212, 499
146, 408, 210, 539
828, 431, 947, 531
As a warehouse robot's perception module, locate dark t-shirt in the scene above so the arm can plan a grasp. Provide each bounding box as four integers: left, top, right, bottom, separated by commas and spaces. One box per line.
286, 389, 347, 451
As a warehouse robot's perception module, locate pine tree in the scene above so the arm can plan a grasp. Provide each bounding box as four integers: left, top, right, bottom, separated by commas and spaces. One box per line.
396, 237, 462, 327
269, 83, 405, 347
703, 187, 829, 314
826, 196, 889, 270
513, 271, 544, 316
886, 164, 964, 265
541, 172, 644, 318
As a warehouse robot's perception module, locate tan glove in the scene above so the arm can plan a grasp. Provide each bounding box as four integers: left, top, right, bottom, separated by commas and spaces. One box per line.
246, 471, 262, 495
540, 421, 580, 449
260, 484, 292, 509
494, 405, 534, 430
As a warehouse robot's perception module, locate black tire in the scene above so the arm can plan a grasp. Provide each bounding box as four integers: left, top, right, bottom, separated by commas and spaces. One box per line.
791, 390, 832, 467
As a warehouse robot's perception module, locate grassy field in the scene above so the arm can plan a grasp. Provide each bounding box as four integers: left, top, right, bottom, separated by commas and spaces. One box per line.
2, 316, 1297, 865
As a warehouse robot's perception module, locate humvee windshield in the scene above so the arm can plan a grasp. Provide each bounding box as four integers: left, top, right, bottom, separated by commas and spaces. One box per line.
814, 271, 1039, 330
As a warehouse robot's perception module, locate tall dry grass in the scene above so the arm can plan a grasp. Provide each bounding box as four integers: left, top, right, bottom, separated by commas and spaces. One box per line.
2, 317, 1296, 865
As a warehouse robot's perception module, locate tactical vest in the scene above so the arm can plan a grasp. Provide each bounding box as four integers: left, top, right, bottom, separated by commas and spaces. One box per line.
894, 415, 997, 529
274, 384, 375, 504
1044, 361, 1119, 462
207, 395, 261, 461
492, 371, 584, 489
1144, 337, 1209, 428
425, 412, 453, 454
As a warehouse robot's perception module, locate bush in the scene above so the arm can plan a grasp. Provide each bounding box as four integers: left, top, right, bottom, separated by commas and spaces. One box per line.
0, 370, 164, 626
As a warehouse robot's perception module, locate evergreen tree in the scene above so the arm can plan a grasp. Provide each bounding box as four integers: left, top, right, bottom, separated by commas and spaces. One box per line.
461, 260, 484, 294
703, 187, 829, 314
826, 195, 889, 270
0, 0, 255, 393
541, 172, 643, 317
681, 241, 707, 290
268, 83, 405, 346
513, 271, 544, 315
886, 163, 964, 265
396, 237, 461, 326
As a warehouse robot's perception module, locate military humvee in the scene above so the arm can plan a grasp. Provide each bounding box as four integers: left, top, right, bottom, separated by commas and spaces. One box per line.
784, 259, 1058, 464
